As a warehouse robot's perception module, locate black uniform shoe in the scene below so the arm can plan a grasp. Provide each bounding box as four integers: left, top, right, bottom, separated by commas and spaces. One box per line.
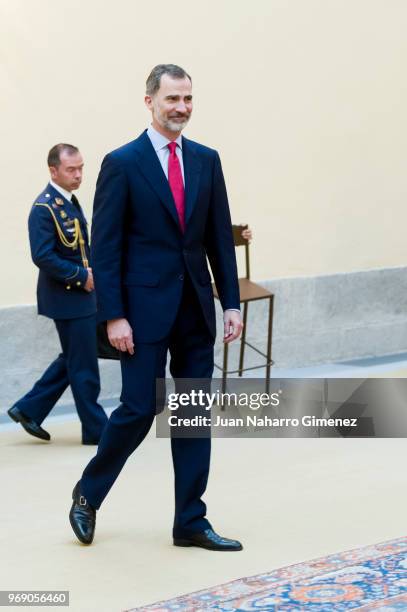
69, 482, 96, 545
7, 406, 50, 441
174, 528, 243, 551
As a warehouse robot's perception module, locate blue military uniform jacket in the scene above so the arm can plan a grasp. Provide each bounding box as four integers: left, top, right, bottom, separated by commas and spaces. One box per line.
29, 183, 96, 320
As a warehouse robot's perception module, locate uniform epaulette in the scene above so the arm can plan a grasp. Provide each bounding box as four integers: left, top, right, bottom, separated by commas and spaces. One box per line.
33, 191, 53, 205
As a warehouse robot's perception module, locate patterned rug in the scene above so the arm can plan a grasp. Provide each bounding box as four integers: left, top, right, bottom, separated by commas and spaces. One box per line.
128, 537, 407, 611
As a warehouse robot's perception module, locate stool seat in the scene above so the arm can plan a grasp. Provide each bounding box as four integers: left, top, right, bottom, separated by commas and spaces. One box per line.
213, 278, 273, 303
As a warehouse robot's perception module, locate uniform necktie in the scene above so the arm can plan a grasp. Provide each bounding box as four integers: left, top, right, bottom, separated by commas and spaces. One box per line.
71, 193, 81, 211
167, 142, 185, 232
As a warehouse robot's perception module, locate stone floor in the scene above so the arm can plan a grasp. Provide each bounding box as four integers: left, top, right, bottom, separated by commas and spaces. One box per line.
1, 355, 407, 611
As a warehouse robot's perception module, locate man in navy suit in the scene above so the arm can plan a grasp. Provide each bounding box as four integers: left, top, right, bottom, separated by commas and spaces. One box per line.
8, 144, 108, 444
70, 65, 244, 550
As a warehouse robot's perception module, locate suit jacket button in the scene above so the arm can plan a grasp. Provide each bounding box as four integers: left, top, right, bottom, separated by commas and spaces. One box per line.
76, 281, 81, 286
179, 274, 184, 281
66, 285, 71, 290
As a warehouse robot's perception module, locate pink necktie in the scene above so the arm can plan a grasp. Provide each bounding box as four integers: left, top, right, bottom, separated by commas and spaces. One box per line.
167, 142, 185, 232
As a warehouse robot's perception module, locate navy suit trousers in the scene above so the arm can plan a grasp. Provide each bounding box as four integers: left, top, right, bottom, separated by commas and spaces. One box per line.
15, 315, 108, 443
81, 276, 215, 538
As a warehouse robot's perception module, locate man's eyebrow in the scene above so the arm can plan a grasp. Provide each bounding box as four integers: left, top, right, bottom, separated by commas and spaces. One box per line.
164, 94, 193, 99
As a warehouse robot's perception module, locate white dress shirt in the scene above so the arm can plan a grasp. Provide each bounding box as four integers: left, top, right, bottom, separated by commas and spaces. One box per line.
146, 125, 184, 184
50, 180, 72, 202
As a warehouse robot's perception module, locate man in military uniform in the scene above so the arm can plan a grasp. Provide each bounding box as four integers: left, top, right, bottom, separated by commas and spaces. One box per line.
8, 144, 108, 444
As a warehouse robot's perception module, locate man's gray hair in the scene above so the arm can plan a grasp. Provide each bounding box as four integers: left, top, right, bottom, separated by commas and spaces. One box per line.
146, 64, 192, 96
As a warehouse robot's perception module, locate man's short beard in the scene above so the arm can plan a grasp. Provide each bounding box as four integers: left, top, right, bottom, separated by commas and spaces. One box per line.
154, 107, 190, 132
164, 117, 190, 132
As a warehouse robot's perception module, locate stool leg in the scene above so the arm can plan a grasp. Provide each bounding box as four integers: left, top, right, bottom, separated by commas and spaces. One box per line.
238, 302, 248, 376
266, 296, 274, 394
222, 341, 229, 400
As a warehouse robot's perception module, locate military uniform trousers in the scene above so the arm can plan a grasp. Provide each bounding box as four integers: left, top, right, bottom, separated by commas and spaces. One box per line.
81, 275, 215, 538
14, 314, 108, 443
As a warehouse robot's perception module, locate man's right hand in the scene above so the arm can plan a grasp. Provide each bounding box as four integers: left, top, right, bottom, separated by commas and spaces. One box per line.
84, 267, 94, 292
107, 318, 134, 354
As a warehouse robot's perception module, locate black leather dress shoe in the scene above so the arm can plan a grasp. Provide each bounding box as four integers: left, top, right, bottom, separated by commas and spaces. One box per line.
174, 528, 243, 551
8, 406, 50, 441
69, 482, 96, 545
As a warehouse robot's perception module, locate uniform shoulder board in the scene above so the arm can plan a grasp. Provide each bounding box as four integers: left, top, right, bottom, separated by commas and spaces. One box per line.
33, 190, 53, 206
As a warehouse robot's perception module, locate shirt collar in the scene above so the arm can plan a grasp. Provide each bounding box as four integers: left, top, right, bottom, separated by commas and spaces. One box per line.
147, 124, 183, 152
50, 180, 72, 202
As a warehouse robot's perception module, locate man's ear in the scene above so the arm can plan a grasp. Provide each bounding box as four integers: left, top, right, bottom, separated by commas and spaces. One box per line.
144, 95, 153, 110
49, 166, 57, 180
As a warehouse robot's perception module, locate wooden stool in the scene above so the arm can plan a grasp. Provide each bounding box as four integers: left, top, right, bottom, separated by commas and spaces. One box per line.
213, 224, 274, 394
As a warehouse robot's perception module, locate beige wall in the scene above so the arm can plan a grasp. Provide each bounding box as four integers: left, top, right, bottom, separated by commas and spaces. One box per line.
1, 0, 406, 307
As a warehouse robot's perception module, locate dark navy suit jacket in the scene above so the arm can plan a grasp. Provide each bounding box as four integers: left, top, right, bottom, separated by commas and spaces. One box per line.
28, 183, 96, 320
91, 130, 240, 343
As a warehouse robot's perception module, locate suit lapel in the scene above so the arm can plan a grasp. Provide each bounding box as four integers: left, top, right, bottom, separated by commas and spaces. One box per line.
133, 131, 181, 230
182, 137, 202, 226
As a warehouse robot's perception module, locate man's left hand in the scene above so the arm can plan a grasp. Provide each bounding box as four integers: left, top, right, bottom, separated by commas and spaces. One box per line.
223, 310, 243, 343
84, 268, 94, 292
